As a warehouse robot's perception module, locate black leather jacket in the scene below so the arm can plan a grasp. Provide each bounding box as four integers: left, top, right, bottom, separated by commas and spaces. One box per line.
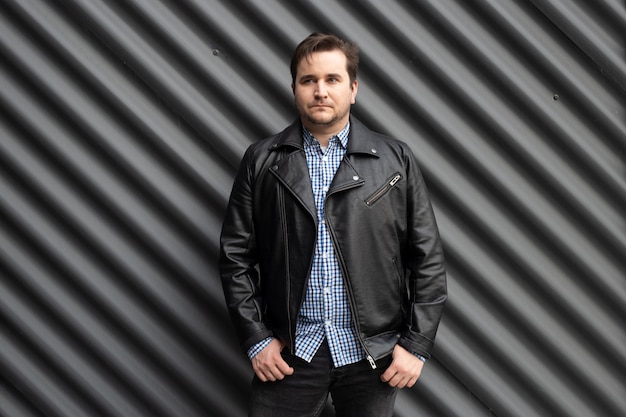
220, 117, 447, 362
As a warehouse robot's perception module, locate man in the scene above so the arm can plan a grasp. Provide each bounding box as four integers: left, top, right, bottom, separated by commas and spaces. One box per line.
220, 32, 447, 417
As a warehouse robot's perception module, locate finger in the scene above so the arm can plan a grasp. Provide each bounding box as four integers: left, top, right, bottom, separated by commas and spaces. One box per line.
267, 366, 284, 381
406, 376, 418, 389
255, 368, 269, 382
259, 361, 291, 382
253, 360, 278, 382
380, 366, 396, 383
276, 358, 294, 376
385, 375, 399, 388
396, 375, 409, 389
391, 373, 409, 389
393, 372, 420, 389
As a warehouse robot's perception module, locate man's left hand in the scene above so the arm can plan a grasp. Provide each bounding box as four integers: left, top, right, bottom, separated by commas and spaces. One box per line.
380, 344, 424, 388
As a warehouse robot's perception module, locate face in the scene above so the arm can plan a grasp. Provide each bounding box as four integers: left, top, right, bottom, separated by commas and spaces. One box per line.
292, 50, 358, 138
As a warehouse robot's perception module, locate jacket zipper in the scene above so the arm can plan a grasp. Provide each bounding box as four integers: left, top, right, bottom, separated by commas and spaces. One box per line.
323, 195, 378, 370
327, 218, 378, 369
323, 174, 379, 369
365, 173, 402, 206
277, 184, 296, 351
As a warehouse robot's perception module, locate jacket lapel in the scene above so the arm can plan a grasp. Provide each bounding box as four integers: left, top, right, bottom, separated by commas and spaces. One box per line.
328, 158, 364, 195
328, 117, 379, 195
268, 117, 380, 214
268, 121, 317, 219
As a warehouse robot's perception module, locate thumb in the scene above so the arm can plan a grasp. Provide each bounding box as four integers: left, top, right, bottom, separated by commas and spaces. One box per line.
277, 356, 294, 375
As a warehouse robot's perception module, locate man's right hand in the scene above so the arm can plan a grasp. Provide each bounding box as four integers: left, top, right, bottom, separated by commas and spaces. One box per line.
251, 338, 295, 382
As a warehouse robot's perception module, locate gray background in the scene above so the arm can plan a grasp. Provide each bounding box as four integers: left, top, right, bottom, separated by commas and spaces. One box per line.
1, 1, 625, 416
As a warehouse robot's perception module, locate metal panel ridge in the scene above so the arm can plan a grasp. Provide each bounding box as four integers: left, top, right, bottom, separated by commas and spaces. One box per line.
0, 1, 624, 416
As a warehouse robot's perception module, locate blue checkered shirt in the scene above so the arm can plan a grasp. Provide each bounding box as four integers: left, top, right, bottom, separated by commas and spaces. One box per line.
247, 122, 365, 367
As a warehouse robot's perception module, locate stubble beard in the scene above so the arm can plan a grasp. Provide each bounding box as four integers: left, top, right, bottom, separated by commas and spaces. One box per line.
303, 106, 349, 129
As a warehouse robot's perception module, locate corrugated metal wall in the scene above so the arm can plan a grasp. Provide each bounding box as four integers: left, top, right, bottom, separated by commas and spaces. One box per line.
1, 1, 624, 416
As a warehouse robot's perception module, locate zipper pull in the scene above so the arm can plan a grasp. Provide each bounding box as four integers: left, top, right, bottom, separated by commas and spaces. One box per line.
367, 355, 377, 369
389, 174, 401, 187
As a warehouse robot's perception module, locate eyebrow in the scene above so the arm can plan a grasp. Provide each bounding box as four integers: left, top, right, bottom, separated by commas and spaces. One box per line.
299, 73, 344, 80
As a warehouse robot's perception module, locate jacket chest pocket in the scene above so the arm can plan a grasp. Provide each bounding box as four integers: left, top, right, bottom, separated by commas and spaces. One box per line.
364, 172, 402, 206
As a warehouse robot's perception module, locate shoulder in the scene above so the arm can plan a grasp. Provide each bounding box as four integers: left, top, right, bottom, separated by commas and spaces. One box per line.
244, 120, 301, 160
237, 121, 301, 180
351, 117, 411, 148
243, 136, 274, 161
350, 117, 414, 160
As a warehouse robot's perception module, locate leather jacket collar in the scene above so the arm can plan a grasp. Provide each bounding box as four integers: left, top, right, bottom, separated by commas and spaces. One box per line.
268, 117, 382, 159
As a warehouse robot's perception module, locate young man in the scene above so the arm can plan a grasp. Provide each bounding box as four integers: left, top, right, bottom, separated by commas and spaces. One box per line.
220, 32, 447, 417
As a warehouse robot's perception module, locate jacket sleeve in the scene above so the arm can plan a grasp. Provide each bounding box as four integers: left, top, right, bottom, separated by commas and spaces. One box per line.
219, 146, 273, 352
398, 145, 447, 358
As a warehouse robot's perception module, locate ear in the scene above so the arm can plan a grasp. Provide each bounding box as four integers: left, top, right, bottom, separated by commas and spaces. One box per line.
351, 80, 359, 104
291, 83, 295, 95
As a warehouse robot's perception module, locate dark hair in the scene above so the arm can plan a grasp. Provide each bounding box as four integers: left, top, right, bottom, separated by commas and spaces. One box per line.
290, 32, 359, 84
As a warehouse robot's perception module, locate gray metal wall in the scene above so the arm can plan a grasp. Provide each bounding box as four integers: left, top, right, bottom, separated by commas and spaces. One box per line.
1, 1, 624, 416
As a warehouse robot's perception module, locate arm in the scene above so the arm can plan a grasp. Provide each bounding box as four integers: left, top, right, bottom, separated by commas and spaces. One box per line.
219, 147, 273, 352
382, 146, 447, 388
398, 146, 448, 359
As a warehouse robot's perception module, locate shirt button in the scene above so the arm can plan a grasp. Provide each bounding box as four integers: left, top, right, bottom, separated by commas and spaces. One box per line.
322, 252, 329, 258
324, 287, 330, 294
323, 186, 329, 192
325, 321, 332, 326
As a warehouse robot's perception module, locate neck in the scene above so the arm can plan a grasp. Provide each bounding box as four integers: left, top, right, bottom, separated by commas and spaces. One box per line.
302, 120, 349, 147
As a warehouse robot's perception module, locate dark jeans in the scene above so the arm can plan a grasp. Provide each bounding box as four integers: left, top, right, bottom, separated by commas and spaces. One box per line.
248, 340, 398, 417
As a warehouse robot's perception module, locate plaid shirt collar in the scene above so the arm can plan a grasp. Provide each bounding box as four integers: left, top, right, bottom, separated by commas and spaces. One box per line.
302, 122, 350, 150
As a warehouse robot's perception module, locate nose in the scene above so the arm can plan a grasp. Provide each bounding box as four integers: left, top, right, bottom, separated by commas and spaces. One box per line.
314, 81, 328, 97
